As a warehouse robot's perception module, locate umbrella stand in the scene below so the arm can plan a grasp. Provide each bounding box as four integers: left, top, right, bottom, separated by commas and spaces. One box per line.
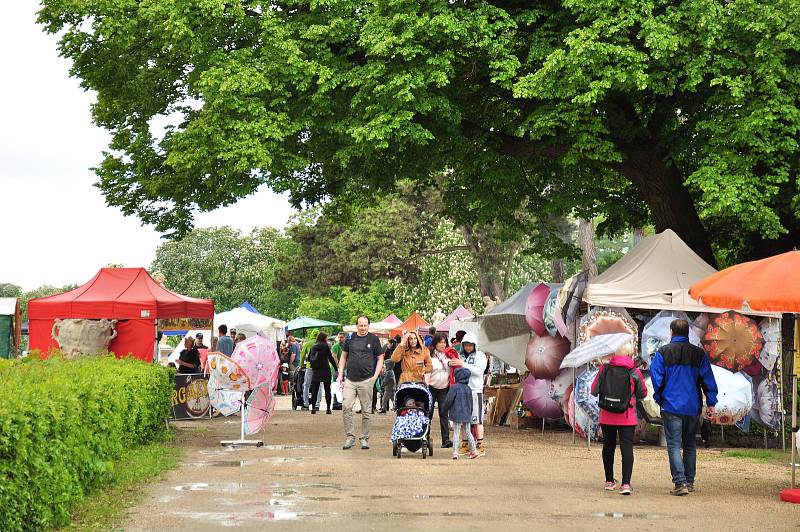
220, 393, 264, 447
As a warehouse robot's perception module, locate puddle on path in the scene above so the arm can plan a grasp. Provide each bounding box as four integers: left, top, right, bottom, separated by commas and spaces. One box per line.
171, 510, 336, 525
186, 457, 314, 468
263, 444, 330, 450
590, 512, 673, 520
173, 482, 250, 493
171, 482, 345, 495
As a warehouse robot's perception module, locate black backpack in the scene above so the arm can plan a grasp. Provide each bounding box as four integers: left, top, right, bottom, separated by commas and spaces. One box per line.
598, 364, 634, 414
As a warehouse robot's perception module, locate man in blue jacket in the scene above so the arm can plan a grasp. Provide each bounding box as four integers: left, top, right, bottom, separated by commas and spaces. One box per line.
650, 319, 718, 496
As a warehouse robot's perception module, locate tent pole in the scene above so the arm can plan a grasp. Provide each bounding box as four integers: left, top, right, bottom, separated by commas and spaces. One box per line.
572, 367, 576, 445
780, 321, 786, 453
792, 318, 798, 489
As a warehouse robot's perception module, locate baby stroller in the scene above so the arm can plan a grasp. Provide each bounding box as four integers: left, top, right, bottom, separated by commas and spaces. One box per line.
391, 382, 433, 459
290, 368, 305, 410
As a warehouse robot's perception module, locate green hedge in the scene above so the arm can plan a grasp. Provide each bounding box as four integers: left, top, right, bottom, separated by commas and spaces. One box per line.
0, 356, 173, 531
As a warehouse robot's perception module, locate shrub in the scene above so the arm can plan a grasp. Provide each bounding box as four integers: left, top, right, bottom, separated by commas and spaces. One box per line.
0, 355, 173, 531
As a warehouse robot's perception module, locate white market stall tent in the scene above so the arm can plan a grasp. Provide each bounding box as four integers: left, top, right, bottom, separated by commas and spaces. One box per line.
213, 303, 286, 343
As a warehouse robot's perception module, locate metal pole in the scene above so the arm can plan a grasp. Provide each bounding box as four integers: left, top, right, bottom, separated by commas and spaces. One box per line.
791, 318, 798, 488
240, 398, 245, 442
780, 321, 786, 453
572, 367, 576, 444
542, 417, 545, 435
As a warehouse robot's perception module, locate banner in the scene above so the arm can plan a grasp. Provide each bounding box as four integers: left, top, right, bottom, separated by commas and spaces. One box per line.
171, 373, 210, 420
159, 318, 212, 332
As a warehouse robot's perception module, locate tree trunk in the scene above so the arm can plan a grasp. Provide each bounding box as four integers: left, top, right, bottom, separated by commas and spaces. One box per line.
578, 218, 598, 279
551, 259, 565, 283
460, 223, 506, 301
633, 227, 645, 246
617, 144, 717, 267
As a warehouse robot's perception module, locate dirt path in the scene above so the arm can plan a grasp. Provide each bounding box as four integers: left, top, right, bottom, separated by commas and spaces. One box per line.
124, 396, 799, 531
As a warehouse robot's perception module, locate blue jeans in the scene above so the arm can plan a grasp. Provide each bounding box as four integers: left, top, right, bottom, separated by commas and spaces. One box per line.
662, 411, 699, 486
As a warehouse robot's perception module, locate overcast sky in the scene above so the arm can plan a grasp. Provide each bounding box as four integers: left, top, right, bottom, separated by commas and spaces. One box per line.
0, 3, 296, 291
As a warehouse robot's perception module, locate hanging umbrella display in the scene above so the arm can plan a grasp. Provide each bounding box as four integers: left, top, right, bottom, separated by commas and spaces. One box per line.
207, 374, 243, 417
639, 373, 661, 423
579, 307, 638, 356
704, 365, 753, 425
482, 282, 537, 341
558, 271, 589, 336
525, 334, 571, 380
522, 374, 563, 418
524, 283, 551, 336
751, 376, 781, 432
541, 285, 563, 337
561, 387, 581, 437
641, 310, 701, 367
231, 335, 281, 390
702, 311, 764, 372
207, 352, 251, 392
549, 368, 573, 403
759, 318, 781, 371
559, 333, 633, 369
574, 367, 601, 440
243, 382, 277, 435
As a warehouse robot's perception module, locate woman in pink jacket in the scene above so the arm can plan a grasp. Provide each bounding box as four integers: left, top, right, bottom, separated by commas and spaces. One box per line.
590, 353, 646, 496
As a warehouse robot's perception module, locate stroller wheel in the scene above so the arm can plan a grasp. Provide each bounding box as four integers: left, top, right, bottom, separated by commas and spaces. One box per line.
428, 439, 433, 457
422, 446, 427, 459
396, 444, 401, 459
392, 442, 397, 457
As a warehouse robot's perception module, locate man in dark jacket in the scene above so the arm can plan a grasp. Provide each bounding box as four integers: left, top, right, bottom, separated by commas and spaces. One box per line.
650, 319, 718, 496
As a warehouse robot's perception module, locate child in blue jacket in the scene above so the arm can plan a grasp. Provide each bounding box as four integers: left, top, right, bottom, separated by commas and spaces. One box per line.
444, 367, 478, 459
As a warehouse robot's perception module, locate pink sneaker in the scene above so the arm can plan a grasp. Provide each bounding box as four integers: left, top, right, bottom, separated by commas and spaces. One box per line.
604, 481, 617, 491
620, 484, 631, 495
452, 453, 459, 460
468, 450, 479, 459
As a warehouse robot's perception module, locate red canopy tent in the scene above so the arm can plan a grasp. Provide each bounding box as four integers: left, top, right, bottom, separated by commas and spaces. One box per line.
28, 268, 214, 362
390, 312, 431, 337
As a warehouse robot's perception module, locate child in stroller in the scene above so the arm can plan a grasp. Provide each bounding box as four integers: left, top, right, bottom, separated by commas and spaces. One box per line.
391, 382, 434, 459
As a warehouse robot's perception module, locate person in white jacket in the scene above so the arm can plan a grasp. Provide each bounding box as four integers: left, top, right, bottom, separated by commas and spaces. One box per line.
458, 332, 487, 457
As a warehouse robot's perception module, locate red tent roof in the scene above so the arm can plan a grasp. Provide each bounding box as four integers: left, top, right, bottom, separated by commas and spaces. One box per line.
390, 312, 430, 337
435, 305, 475, 332
28, 268, 214, 320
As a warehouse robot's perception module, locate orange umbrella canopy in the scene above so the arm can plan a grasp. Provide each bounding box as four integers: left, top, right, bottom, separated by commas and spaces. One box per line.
689, 250, 800, 312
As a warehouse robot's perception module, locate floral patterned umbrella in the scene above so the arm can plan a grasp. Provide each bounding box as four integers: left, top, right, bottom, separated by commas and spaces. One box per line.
549, 369, 573, 403
579, 307, 637, 358
574, 367, 601, 440
243, 382, 276, 435
704, 365, 753, 425
206, 373, 243, 416
702, 311, 764, 372
231, 335, 280, 391
207, 352, 251, 392
641, 310, 701, 367
758, 318, 780, 371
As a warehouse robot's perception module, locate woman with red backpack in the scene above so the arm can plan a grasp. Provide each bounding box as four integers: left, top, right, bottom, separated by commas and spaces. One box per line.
591, 349, 647, 496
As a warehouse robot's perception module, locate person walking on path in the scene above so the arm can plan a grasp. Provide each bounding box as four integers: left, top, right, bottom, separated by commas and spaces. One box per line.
299, 331, 322, 410
458, 332, 487, 456
650, 319, 718, 496
331, 332, 346, 365
391, 331, 433, 384
379, 357, 397, 414
217, 324, 235, 356
428, 333, 462, 448
591, 351, 647, 495
444, 368, 479, 460
308, 332, 338, 414
337, 316, 384, 450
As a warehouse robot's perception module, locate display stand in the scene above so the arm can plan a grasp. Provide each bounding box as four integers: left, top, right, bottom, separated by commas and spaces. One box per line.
220, 395, 263, 447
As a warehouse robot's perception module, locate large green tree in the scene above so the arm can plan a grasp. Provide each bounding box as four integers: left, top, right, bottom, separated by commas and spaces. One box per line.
39, 1, 800, 266
150, 226, 299, 318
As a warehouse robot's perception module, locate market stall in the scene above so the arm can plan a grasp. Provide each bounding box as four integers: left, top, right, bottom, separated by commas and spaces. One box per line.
214, 301, 286, 342
0, 297, 21, 358
28, 268, 214, 362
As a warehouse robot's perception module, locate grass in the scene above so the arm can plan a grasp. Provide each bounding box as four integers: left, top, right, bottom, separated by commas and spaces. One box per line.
722, 449, 788, 464
62, 432, 183, 531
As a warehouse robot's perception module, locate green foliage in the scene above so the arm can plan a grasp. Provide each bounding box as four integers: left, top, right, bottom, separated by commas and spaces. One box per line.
150, 226, 297, 319
0, 283, 22, 298
19, 284, 77, 321
296, 281, 409, 325
0, 356, 173, 531
38, 0, 800, 264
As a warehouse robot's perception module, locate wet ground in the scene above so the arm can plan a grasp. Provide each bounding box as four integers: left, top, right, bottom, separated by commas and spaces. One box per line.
124, 396, 800, 531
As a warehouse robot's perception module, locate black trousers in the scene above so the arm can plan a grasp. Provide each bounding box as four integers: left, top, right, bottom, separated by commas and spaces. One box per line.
371, 380, 379, 413
428, 386, 451, 444
600, 424, 635, 485
309, 381, 332, 411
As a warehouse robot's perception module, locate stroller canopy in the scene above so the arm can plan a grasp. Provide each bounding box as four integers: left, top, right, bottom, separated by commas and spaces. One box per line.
395, 382, 432, 413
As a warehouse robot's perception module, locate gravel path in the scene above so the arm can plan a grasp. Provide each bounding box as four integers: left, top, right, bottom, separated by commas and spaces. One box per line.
123, 396, 799, 531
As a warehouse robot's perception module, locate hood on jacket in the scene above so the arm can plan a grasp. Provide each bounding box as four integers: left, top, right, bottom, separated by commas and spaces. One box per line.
461, 332, 478, 349
608, 354, 635, 369
454, 367, 471, 384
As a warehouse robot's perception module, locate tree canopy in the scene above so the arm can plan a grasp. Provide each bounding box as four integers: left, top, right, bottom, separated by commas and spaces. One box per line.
39, 0, 800, 266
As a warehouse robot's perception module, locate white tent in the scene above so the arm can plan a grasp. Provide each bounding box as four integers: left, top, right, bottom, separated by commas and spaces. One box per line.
213, 305, 286, 343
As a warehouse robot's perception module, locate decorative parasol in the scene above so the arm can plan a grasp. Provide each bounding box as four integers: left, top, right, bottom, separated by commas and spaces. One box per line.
559, 333, 633, 369
758, 318, 780, 371
524, 283, 551, 336
641, 310, 701, 367
243, 382, 276, 435
207, 352, 251, 391
640, 374, 661, 423
231, 335, 281, 391
561, 387, 581, 437
541, 285, 563, 337
579, 307, 637, 356
704, 365, 753, 425
702, 311, 764, 372
522, 374, 563, 419
549, 368, 573, 402
558, 271, 589, 340
207, 374, 243, 416
525, 334, 571, 380
574, 367, 601, 440
751, 376, 781, 432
